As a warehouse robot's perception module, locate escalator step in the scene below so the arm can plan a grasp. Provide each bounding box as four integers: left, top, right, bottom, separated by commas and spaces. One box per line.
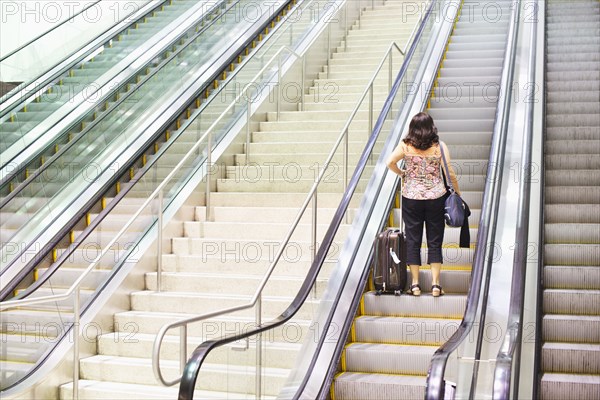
544, 266, 600, 290
540, 373, 600, 400
545, 170, 600, 186
545, 204, 600, 224
544, 244, 600, 266
333, 372, 426, 400
543, 314, 600, 343
343, 343, 435, 375
543, 289, 600, 316
542, 342, 600, 374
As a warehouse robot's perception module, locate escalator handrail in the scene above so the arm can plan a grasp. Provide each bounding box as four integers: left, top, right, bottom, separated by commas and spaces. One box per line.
0, 0, 103, 63
0, 0, 230, 206
0, 0, 296, 302
493, 2, 540, 398
425, 1, 522, 398
173, 2, 438, 398
0, 0, 170, 117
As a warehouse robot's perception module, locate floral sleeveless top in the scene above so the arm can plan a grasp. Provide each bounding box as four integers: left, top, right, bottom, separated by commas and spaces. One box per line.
402, 144, 447, 200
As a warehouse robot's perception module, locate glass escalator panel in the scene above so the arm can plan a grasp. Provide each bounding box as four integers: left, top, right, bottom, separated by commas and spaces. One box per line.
0, 0, 203, 169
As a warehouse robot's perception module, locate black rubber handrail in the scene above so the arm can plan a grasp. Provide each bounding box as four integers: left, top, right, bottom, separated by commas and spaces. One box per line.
0, 0, 171, 115
0, 0, 103, 62
0, 0, 297, 302
425, 0, 521, 398
493, 2, 541, 398
176, 1, 438, 398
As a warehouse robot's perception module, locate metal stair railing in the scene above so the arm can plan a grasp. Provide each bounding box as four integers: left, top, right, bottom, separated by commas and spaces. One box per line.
153, 3, 430, 399
0, 0, 345, 396
153, 39, 408, 389
166, 2, 442, 399
0, 0, 307, 394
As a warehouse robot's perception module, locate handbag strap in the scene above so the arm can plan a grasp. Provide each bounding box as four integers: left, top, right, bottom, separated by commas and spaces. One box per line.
439, 141, 455, 193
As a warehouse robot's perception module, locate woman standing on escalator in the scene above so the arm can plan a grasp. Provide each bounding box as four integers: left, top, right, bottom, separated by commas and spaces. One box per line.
386, 112, 461, 297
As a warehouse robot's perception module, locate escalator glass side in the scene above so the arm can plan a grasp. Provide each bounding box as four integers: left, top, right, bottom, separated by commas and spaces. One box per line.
0, 0, 267, 279
0, 0, 205, 168
0, 0, 319, 393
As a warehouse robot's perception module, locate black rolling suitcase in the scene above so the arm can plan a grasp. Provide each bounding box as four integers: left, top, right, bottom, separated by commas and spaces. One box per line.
373, 228, 407, 295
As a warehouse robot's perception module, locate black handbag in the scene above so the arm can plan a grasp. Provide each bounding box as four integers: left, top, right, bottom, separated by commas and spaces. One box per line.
439, 143, 468, 228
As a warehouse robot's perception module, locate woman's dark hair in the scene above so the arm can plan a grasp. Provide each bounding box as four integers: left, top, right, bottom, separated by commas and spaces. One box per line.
403, 112, 439, 150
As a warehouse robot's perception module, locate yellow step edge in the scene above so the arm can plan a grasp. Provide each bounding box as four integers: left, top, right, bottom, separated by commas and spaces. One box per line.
101, 197, 107, 210
69, 231, 75, 244
337, 370, 428, 378
348, 341, 439, 349
86, 213, 91, 226
359, 295, 365, 316
33, 269, 38, 281
116, 181, 121, 194
330, 372, 344, 400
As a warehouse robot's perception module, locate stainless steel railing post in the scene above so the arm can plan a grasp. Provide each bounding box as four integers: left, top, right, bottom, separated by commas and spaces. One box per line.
277, 55, 282, 121
180, 325, 187, 373
389, 50, 393, 92
343, 129, 349, 193
206, 130, 213, 221
255, 295, 263, 399
301, 56, 306, 112
157, 190, 163, 292
246, 92, 252, 166
72, 287, 80, 400
327, 23, 331, 78
311, 189, 318, 298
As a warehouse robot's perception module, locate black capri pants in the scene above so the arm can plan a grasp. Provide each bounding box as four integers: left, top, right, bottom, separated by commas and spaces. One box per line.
402, 195, 447, 265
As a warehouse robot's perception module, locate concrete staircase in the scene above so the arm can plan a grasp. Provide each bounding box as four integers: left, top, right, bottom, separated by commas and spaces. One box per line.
52, 2, 423, 398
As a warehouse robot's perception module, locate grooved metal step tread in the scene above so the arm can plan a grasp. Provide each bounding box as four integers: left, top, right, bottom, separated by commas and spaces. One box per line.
362, 292, 467, 319
343, 342, 436, 374
333, 372, 426, 400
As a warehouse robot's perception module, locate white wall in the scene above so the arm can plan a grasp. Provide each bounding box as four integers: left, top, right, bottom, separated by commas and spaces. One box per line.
0, 0, 149, 82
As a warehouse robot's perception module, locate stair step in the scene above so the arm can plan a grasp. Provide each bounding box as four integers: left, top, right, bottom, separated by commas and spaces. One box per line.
60, 380, 268, 400
78, 355, 288, 395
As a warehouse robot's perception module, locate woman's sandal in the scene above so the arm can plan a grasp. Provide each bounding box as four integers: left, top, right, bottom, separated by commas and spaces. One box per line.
408, 284, 421, 296
432, 284, 445, 297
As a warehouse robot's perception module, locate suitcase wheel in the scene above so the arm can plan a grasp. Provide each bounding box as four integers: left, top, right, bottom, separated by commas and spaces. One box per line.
375, 290, 382, 296
394, 290, 402, 296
